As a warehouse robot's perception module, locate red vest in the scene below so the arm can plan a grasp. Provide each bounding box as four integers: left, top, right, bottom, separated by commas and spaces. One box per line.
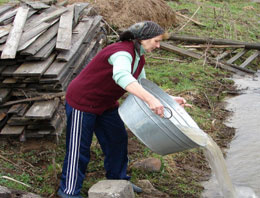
66, 41, 145, 114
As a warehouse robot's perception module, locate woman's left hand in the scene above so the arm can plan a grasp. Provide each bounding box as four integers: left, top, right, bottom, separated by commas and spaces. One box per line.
171, 96, 192, 108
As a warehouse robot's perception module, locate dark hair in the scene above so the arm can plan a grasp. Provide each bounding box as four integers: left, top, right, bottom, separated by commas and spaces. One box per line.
119, 30, 135, 41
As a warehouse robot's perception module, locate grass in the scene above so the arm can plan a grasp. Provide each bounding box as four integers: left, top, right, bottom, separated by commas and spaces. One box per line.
0, 0, 259, 197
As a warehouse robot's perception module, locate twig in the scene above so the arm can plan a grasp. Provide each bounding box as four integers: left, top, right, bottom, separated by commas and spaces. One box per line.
203, 92, 214, 111
150, 56, 186, 62
0, 154, 20, 168
102, 19, 119, 37
0, 92, 65, 107
176, 11, 205, 27
178, 6, 201, 32
2, 176, 31, 188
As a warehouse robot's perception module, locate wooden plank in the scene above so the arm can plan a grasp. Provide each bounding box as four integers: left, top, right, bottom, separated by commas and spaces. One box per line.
18, 30, 46, 51
1, 64, 20, 76
239, 50, 260, 68
0, 125, 24, 135
160, 42, 202, 59
0, 24, 11, 38
25, 98, 59, 119
215, 50, 233, 61
0, 88, 11, 103
2, 78, 17, 84
24, 6, 57, 30
18, 22, 53, 50
21, 22, 59, 56
226, 49, 248, 64
0, 4, 17, 16
29, 36, 56, 60
0, 8, 18, 25
74, 2, 89, 24
170, 34, 260, 50
7, 103, 27, 115
56, 5, 74, 50
13, 53, 56, 77
24, 1, 50, 10
56, 16, 96, 61
43, 59, 68, 77
1, 7, 29, 59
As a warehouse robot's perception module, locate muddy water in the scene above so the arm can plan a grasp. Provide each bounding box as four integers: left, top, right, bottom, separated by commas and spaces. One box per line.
202, 71, 260, 198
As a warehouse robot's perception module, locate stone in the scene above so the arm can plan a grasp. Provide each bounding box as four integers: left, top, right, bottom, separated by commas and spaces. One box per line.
131, 157, 161, 172
88, 180, 135, 198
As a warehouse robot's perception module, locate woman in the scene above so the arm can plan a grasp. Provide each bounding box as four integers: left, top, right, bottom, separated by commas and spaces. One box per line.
58, 21, 191, 198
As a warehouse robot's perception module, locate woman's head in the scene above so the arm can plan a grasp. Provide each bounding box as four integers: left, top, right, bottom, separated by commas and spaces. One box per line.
119, 21, 168, 52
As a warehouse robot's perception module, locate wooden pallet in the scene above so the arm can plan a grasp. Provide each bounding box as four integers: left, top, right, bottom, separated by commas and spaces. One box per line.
216, 49, 259, 73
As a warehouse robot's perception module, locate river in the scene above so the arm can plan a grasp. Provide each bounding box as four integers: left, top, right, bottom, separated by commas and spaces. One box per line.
202, 71, 260, 197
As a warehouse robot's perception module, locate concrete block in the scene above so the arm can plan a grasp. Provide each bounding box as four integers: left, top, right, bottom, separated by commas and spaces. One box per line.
88, 180, 135, 198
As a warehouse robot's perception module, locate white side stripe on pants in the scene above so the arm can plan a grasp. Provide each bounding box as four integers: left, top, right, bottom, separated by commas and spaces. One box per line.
64, 109, 83, 195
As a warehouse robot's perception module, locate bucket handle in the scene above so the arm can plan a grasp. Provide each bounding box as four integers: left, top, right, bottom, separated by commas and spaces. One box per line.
163, 106, 173, 119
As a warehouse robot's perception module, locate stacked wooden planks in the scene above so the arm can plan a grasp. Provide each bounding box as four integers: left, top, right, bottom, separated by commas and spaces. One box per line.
0, 1, 107, 139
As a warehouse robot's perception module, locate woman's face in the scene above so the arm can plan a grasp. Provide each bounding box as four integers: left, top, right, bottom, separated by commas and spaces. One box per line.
140, 35, 163, 53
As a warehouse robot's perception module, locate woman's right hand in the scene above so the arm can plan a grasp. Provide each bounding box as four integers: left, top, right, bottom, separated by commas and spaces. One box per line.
146, 96, 164, 117
125, 81, 164, 117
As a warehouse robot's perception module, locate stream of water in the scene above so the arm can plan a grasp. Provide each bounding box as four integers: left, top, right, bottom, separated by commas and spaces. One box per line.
201, 71, 260, 198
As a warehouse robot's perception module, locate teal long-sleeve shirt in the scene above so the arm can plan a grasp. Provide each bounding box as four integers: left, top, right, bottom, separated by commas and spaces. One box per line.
108, 46, 146, 89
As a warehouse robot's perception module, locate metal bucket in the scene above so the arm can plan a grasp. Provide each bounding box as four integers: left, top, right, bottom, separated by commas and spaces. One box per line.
118, 79, 208, 155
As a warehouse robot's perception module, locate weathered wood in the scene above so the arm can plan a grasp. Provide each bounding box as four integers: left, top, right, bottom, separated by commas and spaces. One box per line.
0, 24, 11, 38
183, 44, 245, 48
226, 49, 248, 64
215, 50, 233, 61
29, 36, 56, 60
0, 92, 65, 107
40, 6, 67, 23
1, 65, 20, 76
0, 88, 11, 103
24, 1, 50, 10
0, 4, 17, 16
161, 42, 255, 75
74, 2, 89, 24
13, 53, 56, 77
2, 78, 17, 84
1, 125, 24, 135
18, 22, 53, 50
160, 42, 202, 59
18, 30, 46, 51
56, 16, 96, 61
0, 8, 18, 25
239, 50, 260, 68
56, 5, 74, 50
7, 103, 27, 115
21, 22, 59, 56
43, 59, 69, 78
1, 7, 29, 59
25, 98, 59, 119
169, 34, 260, 50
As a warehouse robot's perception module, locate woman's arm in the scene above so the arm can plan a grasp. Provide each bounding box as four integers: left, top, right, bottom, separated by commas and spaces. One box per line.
125, 81, 164, 117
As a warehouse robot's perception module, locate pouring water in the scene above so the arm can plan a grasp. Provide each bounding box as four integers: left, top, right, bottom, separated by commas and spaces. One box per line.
179, 126, 258, 198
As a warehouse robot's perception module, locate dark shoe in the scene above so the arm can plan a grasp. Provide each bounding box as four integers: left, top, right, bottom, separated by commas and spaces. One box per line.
131, 183, 143, 193
57, 189, 83, 198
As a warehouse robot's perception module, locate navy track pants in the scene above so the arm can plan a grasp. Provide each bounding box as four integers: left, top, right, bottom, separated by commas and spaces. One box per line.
59, 103, 130, 196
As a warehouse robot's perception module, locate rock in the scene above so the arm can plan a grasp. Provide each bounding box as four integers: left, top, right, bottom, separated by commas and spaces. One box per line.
88, 180, 135, 198
131, 157, 161, 172
137, 180, 170, 197
0, 185, 41, 198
